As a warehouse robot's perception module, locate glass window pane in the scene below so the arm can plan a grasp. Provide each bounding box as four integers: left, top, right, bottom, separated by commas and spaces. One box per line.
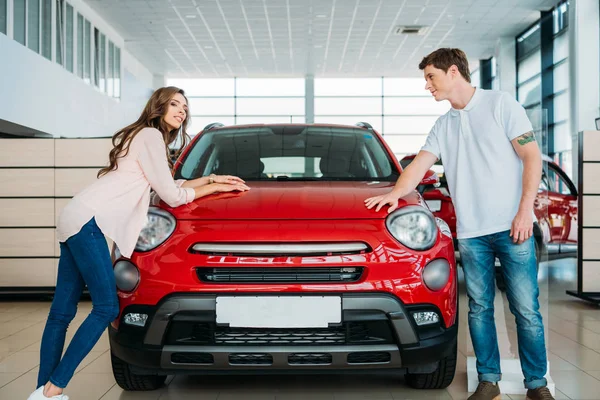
77, 13, 83, 78
553, 121, 571, 153
0, 0, 6, 34
236, 78, 304, 96
291, 116, 305, 123
56, 0, 63, 65
114, 46, 120, 98
313, 116, 382, 133
107, 41, 114, 96
383, 97, 450, 115
168, 79, 235, 96
554, 31, 568, 63
13, 0, 26, 45
383, 78, 428, 96
553, 61, 568, 92
99, 33, 105, 91
517, 76, 541, 107
83, 19, 91, 83
517, 51, 541, 84
315, 78, 381, 96
65, 4, 73, 72
187, 98, 235, 115
381, 134, 428, 155
553, 91, 570, 123
93, 28, 99, 87
27, 0, 39, 52
517, 24, 540, 57
187, 116, 236, 136
41, 0, 51, 59
236, 98, 304, 115
383, 116, 439, 134
315, 97, 381, 115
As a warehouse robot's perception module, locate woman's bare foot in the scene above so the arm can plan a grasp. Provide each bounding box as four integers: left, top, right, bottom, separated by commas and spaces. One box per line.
43, 382, 63, 397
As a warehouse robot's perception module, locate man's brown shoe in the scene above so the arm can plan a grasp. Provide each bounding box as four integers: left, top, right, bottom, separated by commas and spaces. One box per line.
526, 386, 555, 400
468, 381, 501, 400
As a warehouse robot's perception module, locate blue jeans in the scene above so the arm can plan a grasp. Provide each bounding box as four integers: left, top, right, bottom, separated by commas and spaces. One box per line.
37, 218, 119, 389
458, 230, 547, 390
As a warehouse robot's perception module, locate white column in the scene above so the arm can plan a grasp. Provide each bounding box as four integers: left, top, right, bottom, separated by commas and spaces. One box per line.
569, 0, 600, 185
494, 37, 517, 98
305, 74, 314, 123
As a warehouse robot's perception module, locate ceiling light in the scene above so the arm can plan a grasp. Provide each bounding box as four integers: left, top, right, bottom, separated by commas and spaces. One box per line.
185, 14, 196, 19
316, 14, 327, 18
204, 45, 213, 49
394, 25, 429, 35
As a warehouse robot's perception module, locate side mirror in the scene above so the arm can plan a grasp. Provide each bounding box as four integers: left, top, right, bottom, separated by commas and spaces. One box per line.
420, 169, 439, 186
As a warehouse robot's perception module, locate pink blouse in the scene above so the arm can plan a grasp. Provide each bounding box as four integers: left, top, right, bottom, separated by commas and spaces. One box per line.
56, 127, 195, 257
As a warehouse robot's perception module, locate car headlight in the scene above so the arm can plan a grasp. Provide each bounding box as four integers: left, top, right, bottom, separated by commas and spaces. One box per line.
114, 260, 140, 292
436, 217, 452, 238
135, 207, 176, 251
386, 206, 437, 250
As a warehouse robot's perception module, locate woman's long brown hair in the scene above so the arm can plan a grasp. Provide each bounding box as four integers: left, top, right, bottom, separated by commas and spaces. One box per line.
97, 86, 191, 178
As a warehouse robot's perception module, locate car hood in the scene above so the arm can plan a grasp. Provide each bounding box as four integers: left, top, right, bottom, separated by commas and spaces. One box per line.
162, 181, 425, 220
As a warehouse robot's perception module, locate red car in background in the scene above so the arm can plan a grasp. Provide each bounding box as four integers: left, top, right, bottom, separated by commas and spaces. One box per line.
109, 123, 458, 391
400, 154, 578, 289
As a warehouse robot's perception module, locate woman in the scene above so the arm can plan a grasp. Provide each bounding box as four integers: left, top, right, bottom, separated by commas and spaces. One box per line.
28, 86, 249, 400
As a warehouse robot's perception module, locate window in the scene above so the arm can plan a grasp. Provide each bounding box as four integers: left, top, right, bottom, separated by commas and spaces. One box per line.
114, 46, 120, 98
107, 41, 114, 96
0, 0, 6, 34
13, 0, 26, 45
65, 4, 73, 72
83, 19, 91, 83
76, 13, 83, 78
56, 0, 64, 65
177, 126, 397, 181
41, 0, 51, 59
546, 165, 574, 195
27, 0, 39, 52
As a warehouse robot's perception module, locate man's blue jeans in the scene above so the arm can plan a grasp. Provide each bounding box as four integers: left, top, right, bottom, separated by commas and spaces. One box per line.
458, 230, 547, 390
37, 218, 119, 389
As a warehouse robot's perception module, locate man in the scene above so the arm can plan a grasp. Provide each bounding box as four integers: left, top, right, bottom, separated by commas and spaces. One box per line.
365, 48, 553, 400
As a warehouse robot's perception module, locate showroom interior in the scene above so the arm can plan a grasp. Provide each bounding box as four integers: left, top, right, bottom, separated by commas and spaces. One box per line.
1, 0, 600, 399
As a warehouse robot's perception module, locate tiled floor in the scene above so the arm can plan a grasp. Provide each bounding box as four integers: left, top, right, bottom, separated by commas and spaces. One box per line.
1, 257, 599, 399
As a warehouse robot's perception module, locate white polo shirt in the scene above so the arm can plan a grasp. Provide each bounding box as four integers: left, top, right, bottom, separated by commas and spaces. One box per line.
421, 88, 534, 240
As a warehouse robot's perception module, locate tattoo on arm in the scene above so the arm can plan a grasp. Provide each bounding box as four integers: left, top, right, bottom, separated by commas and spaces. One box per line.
516, 131, 536, 146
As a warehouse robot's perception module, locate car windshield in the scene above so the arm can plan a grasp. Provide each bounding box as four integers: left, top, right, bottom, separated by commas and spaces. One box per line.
175, 125, 399, 181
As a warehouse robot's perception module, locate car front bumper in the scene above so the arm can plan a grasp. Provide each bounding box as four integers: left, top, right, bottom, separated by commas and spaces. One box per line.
109, 293, 457, 375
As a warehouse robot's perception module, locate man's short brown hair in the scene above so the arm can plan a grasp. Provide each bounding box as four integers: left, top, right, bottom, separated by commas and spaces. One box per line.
419, 48, 471, 83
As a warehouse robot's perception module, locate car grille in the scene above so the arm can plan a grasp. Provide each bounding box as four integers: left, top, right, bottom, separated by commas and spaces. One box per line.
215, 327, 346, 345
288, 353, 332, 365
195, 267, 364, 283
347, 352, 391, 364
229, 353, 273, 365
165, 320, 396, 347
171, 352, 214, 364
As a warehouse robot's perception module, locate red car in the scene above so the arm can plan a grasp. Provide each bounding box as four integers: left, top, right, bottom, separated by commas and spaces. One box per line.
400, 154, 578, 288
109, 123, 458, 391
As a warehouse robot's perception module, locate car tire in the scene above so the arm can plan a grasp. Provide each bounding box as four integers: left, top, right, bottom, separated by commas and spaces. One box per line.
111, 353, 166, 391
404, 342, 457, 389
495, 238, 541, 292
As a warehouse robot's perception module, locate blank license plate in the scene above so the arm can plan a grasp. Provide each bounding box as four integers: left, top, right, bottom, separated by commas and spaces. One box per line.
216, 296, 342, 328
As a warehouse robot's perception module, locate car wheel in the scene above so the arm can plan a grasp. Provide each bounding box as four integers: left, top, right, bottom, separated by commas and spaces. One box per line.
111, 353, 166, 391
495, 238, 540, 292
404, 342, 457, 389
